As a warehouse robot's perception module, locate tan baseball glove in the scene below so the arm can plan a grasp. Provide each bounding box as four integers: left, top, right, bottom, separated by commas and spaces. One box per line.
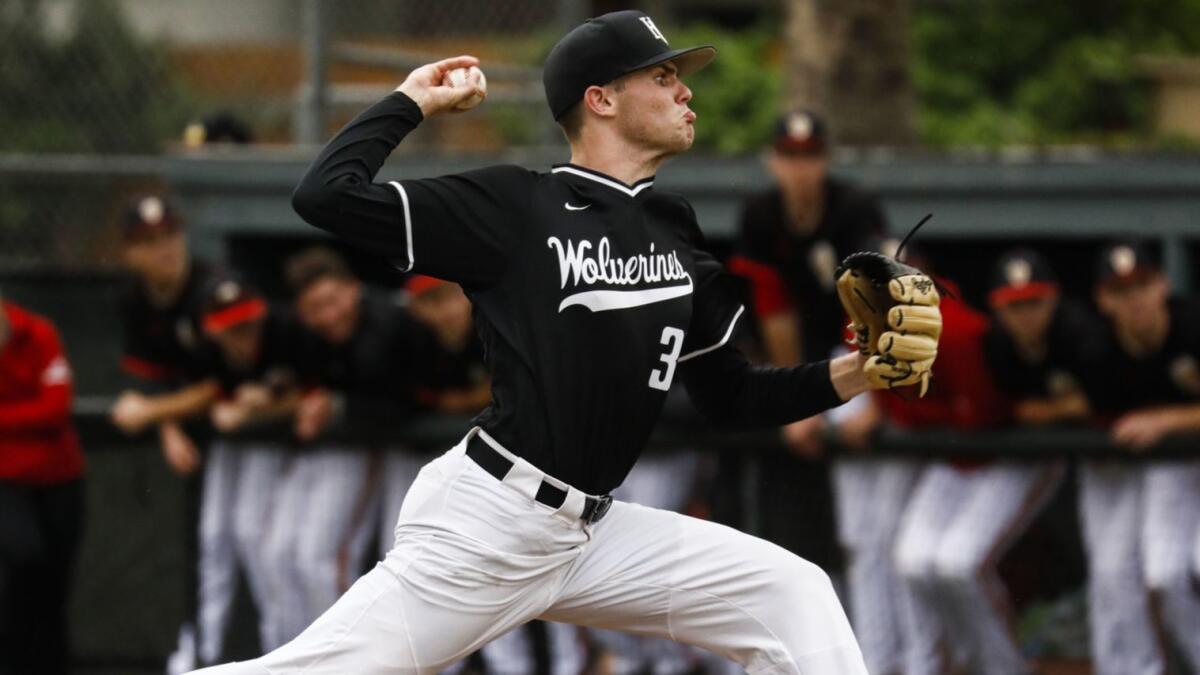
835, 252, 942, 397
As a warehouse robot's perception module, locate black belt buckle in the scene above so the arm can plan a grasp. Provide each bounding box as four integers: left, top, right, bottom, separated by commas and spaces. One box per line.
583, 494, 613, 524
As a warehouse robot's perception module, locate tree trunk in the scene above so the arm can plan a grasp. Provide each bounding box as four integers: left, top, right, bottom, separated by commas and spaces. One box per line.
784, 0, 915, 146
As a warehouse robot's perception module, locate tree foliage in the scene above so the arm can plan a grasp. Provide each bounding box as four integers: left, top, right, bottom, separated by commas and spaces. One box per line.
671, 24, 782, 154
914, 0, 1200, 147
0, 0, 192, 153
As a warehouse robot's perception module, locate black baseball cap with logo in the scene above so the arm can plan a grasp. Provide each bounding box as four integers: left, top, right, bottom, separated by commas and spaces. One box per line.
1095, 240, 1161, 288
773, 111, 828, 155
123, 195, 183, 242
988, 249, 1059, 307
543, 10, 716, 120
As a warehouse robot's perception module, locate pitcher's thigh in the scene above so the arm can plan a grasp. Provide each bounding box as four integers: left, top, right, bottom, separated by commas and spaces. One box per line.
547, 502, 866, 674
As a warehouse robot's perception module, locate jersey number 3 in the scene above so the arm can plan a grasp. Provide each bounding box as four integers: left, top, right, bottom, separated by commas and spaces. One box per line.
649, 327, 685, 391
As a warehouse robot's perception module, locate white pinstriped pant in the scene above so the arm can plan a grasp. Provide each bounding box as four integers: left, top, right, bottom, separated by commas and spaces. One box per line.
189, 429, 867, 674
197, 441, 241, 664
262, 447, 378, 646
894, 461, 1063, 675
1080, 460, 1200, 675
197, 442, 289, 662
832, 457, 920, 675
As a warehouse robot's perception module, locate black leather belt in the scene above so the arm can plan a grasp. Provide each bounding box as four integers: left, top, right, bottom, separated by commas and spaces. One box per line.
466, 433, 613, 525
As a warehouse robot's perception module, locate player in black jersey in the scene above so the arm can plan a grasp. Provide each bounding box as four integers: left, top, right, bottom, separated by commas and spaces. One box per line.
110, 195, 220, 474
194, 11, 916, 675
285, 247, 428, 437
1076, 241, 1200, 675
983, 249, 1098, 423
192, 275, 318, 662
732, 111, 887, 370
405, 274, 490, 415
108, 195, 223, 674
731, 114, 887, 622
282, 247, 426, 634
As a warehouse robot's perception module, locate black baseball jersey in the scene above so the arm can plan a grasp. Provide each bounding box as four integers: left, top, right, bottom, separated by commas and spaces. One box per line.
199, 306, 312, 397
1080, 298, 1200, 414
982, 298, 1101, 400
416, 331, 487, 402
119, 259, 216, 383
293, 92, 844, 494
300, 290, 428, 426
736, 180, 886, 360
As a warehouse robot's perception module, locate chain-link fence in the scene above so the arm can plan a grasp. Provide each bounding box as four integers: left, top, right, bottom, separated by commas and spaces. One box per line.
0, 0, 596, 271
0, 0, 580, 153
0, 0, 784, 270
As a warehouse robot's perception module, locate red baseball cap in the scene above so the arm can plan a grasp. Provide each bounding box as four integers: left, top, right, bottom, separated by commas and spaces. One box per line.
406, 274, 450, 298
988, 249, 1059, 308
202, 277, 267, 334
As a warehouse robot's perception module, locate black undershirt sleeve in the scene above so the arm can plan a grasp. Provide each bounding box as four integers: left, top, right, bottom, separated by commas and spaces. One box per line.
677, 212, 843, 429
680, 345, 841, 430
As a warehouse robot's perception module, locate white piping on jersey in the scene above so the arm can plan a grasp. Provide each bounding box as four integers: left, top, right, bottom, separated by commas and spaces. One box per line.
558, 278, 693, 313
551, 166, 654, 197
388, 181, 415, 272
678, 305, 745, 363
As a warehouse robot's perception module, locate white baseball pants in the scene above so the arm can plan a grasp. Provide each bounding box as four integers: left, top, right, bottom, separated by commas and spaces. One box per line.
232, 445, 290, 652
894, 461, 1062, 675
832, 457, 920, 675
196, 441, 242, 665
262, 447, 379, 644
1080, 460, 1200, 675
378, 449, 429, 555
594, 450, 727, 675
188, 429, 867, 675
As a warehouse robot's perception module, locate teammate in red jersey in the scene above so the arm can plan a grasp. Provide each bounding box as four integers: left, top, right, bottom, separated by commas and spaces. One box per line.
0, 296, 84, 675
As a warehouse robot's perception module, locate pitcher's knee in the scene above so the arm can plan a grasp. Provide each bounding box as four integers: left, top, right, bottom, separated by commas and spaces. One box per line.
758, 551, 854, 633
770, 551, 836, 596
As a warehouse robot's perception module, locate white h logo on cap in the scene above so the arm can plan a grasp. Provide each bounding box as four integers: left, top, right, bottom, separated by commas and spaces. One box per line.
640, 17, 668, 44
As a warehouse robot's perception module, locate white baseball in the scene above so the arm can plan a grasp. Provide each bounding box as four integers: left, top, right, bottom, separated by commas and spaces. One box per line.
447, 66, 486, 110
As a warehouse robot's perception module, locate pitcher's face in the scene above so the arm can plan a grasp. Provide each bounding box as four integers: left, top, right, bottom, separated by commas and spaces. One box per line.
612, 62, 696, 156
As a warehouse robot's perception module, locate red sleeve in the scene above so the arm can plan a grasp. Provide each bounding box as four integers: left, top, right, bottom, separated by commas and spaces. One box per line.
0, 322, 74, 432
878, 298, 1007, 430
120, 355, 176, 381
727, 254, 793, 318
933, 319, 1007, 430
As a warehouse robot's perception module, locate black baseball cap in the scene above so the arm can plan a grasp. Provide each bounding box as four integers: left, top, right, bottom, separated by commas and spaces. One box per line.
123, 195, 182, 241
1095, 240, 1160, 288
543, 10, 716, 120
773, 111, 828, 155
988, 249, 1059, 307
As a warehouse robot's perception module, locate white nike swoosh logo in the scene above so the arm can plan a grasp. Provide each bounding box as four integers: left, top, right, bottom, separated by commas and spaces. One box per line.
558, 277, 693, 313
564, 202, 591, 211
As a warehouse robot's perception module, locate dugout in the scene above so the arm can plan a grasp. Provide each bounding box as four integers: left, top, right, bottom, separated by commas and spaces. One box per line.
4, 151, 1200, 671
